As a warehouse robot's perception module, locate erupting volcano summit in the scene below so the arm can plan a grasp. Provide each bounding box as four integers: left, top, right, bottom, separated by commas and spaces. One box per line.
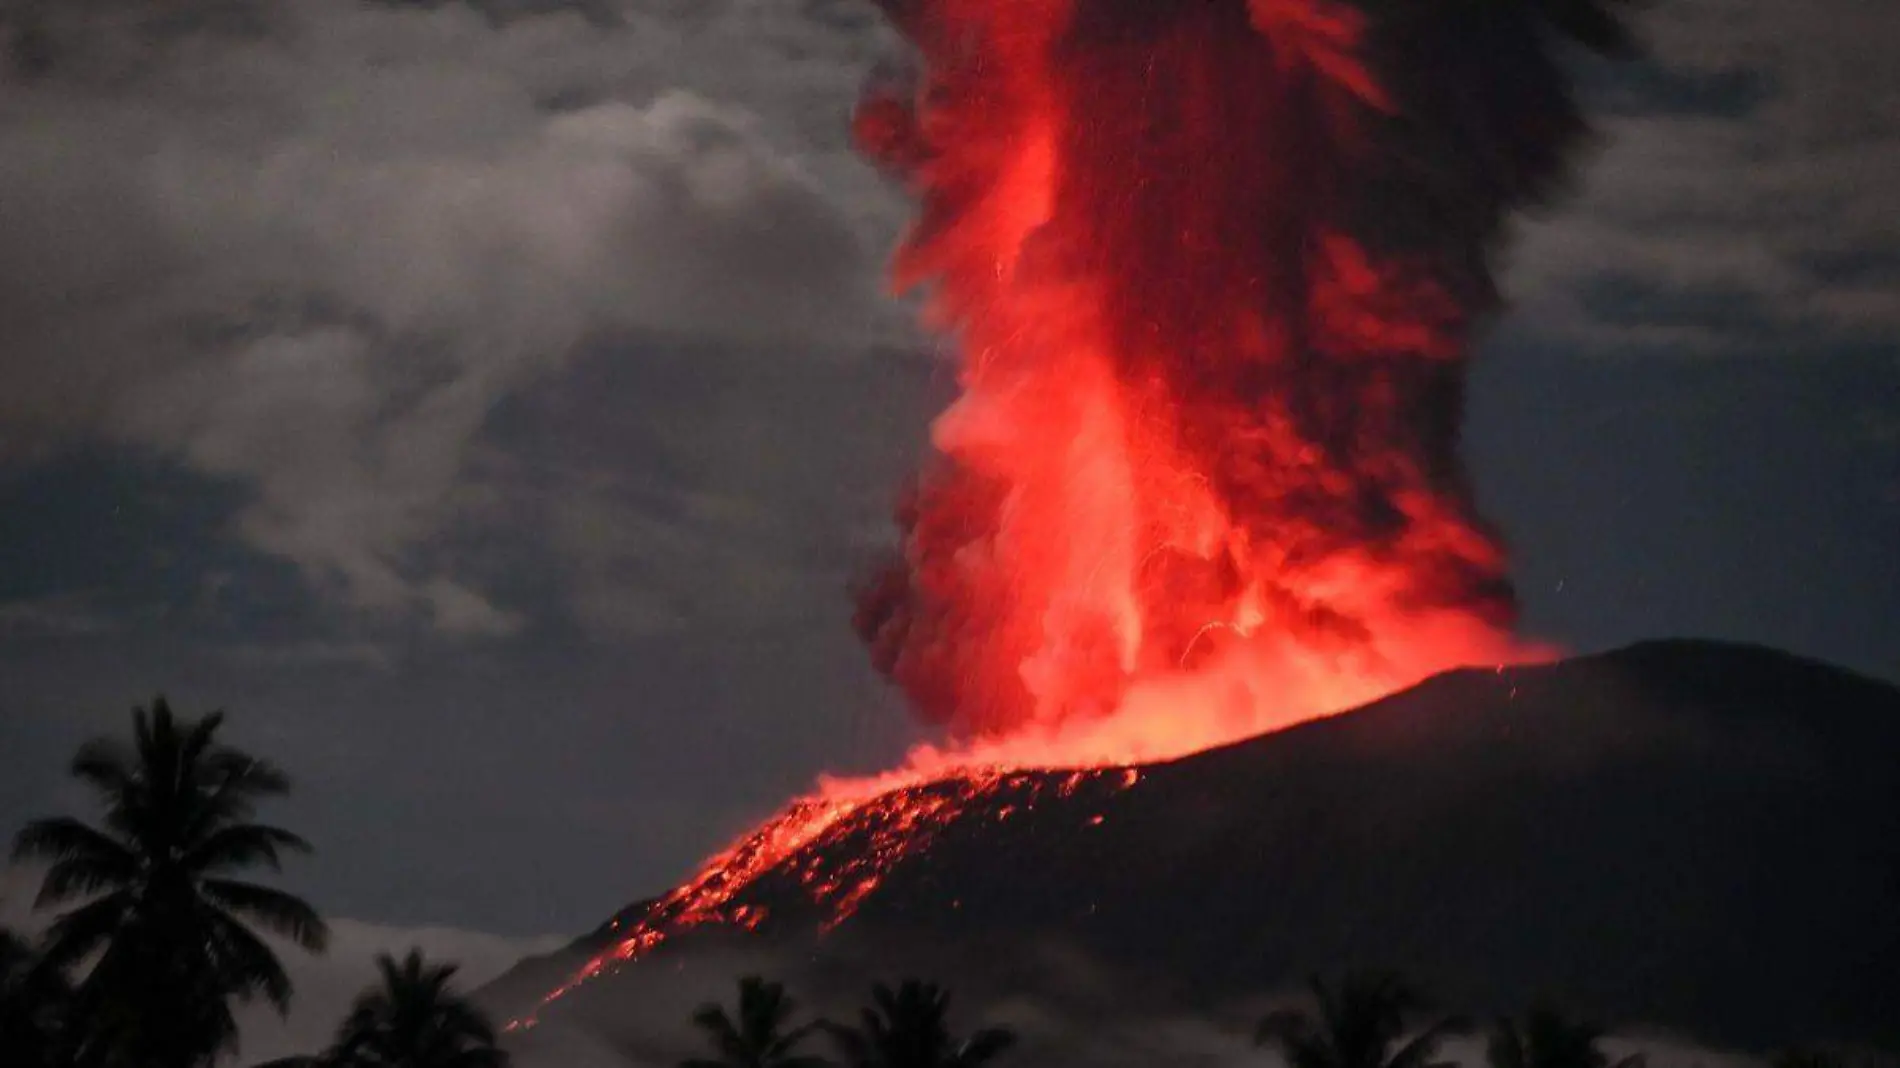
520, 0, 1641, 1023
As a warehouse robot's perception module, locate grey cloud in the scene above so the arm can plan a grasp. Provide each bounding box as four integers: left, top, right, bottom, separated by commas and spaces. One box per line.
221, 638, 398, 670
1504, 0, 1900, 354
0, 0, 903, 634
0, 591, 118, 638
423, 576, 528, 637
551, 475, 836, 640
484, 327, 941, 644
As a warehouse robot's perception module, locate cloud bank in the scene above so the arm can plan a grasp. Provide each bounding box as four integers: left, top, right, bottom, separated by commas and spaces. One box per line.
0, 0, 903, 635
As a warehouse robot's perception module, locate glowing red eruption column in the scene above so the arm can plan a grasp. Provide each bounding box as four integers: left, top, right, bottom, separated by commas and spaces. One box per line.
853, 0, 1544, 765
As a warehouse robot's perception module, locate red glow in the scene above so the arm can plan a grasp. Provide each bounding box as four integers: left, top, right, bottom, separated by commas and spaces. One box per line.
520, 0, 1553, 1026
850, 0, 1535, 761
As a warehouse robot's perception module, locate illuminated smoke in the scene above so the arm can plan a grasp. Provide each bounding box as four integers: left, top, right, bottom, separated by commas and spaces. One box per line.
852, 0, 1635, 761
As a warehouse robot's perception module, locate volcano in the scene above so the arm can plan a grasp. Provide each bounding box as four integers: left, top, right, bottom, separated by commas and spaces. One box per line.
488, 641, 1900, 1054
486, 5, 1899, 1049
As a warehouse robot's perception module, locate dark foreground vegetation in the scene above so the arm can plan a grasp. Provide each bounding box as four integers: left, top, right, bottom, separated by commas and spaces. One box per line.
1, 699, 498, 1068
0, 698, 1886, 1068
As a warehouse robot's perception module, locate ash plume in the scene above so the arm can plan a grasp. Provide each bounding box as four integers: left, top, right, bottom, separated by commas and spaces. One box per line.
852, 0, 1639, 752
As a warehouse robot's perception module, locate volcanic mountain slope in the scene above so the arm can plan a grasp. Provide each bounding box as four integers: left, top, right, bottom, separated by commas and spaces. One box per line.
487, 640, 1900, 1054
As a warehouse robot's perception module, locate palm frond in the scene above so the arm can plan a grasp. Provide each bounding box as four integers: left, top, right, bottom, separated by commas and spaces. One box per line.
207, 910, 296, 1013
824, 1019, 874, 1068
693, 1003, 752, 1062
200, 878, 330, 952
0, 924, 33, 967
1387, 1015, 1472, 1068
40, 891, 132, 969
69, 738, 135, 802
772, 1020, 827, 1059
11, 816, 134, 868
953, 1027, 1015, 1068
132, 701, 170, 780
179, 708, 227, 774
374, 950, 407, 994
36, 855, 137, 907
181, 744, 291, 844
14, 819, 137, 909
336, 992, 387, 1050
1487, 1018, 1527, 1068
186, 823, 313, 875
1258, 1008, 1316, 1046
443, 1000, 501, 1047
204, 749, 293, 801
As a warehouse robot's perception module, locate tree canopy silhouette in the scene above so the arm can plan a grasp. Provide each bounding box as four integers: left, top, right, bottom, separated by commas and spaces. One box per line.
289, 949, 508, 1068
11, 697, 329, 1068
1255, 972, 1470, 1068
683, 975, 831, 1068
1, 925, 72, 1068
1487, 1007, 1644, 1068
825, 980, 1014, 1068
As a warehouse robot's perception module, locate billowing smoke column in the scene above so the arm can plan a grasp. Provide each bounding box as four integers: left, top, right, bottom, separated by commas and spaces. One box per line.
519, 2, 1639, 1019
853, 0, 1634, 763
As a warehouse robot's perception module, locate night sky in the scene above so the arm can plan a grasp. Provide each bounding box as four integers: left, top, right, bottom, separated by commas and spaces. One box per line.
0, 0, 1896, 1031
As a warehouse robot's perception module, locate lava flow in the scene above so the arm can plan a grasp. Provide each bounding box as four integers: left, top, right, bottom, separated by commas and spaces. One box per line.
524, 0, 1631, 1024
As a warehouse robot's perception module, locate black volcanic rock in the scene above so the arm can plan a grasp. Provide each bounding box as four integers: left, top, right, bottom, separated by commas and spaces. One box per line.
488, 640, 1900, 1054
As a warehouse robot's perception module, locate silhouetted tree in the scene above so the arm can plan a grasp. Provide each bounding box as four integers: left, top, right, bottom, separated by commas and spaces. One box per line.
296, 949, 508, 1068
683, 976, 831, 1068
826, 980, 1014, 1068
1, 926, 71, 1067
1488, 1008, 1644, 1068
11, 697, 329, 1068
1255, 972, 1469, 1068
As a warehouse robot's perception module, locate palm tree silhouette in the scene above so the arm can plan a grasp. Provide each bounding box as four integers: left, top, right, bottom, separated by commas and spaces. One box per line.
11, 697, 329, 1068
1, 926, 72, 1067
826, 979, 1014, 1068
682, 976, 830, 1068
1487, 1007, 1644, 1068
282, 949, 507, 1068
1255, 972, 1469, 1068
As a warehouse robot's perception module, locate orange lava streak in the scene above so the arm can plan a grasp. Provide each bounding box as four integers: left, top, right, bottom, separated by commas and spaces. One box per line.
513, 767, 1137, 1028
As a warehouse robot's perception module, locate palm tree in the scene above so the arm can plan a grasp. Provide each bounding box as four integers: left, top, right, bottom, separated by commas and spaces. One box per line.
11, 697, 329, 1068
304, 949, 508, 1068
825, 980, 1014, 1068
1255, 972, 1469, 1068
1, 926, 72, 1067
683, 976, 830, 1068
1488, 1008, 1643, 1068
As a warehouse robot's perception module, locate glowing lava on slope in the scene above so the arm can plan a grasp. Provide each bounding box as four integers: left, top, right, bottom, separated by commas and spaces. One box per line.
523, 0, 1632, 1025
524, 768, 1136, 1019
